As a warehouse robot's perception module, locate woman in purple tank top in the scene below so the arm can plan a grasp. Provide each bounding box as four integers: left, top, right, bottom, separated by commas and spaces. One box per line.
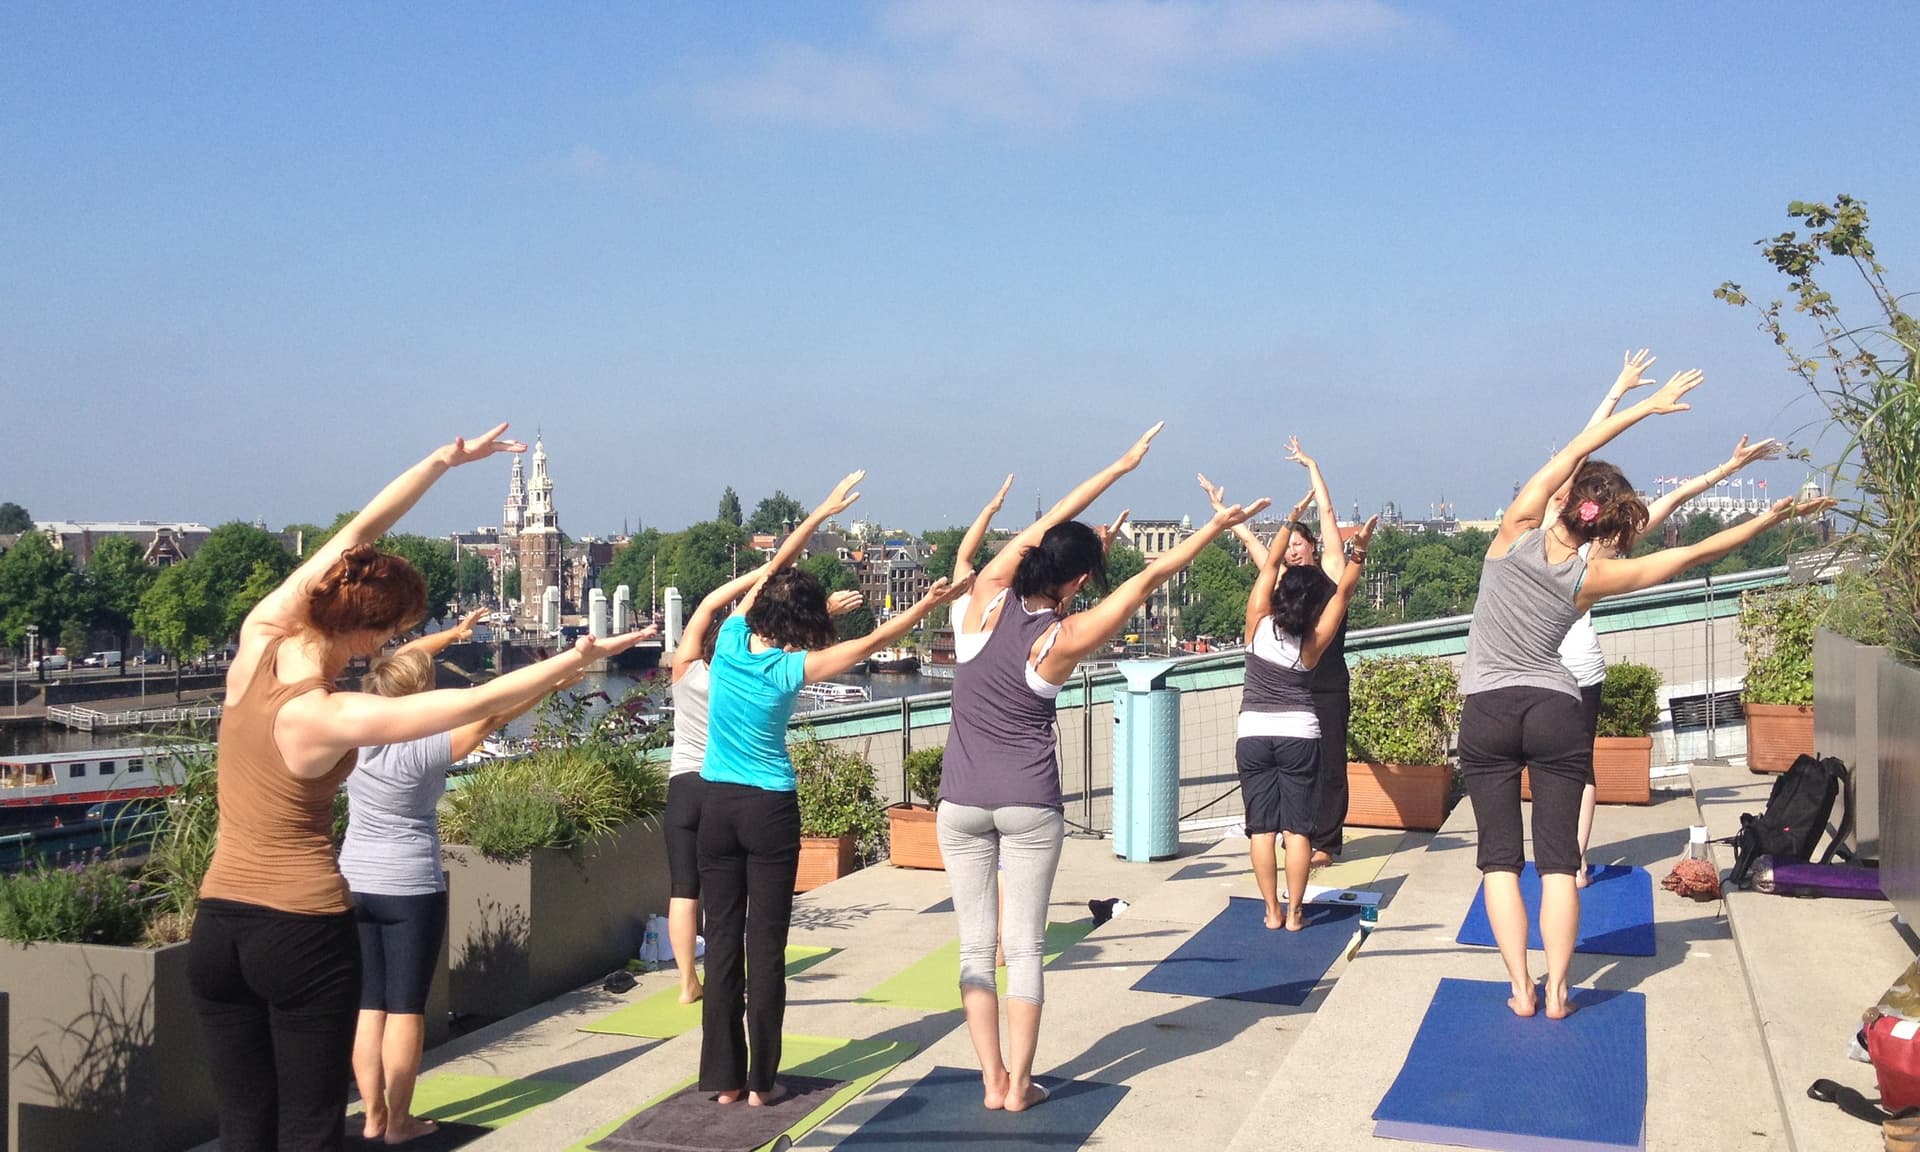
940, 422, 1267, 1113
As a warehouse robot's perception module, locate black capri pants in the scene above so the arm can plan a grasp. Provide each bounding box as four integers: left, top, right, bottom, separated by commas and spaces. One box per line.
697, 780, 801, 1095
1236, 734, 1322, 838
352, 890, 448, 1015
666, 772, 705, 900
189, 898, 362, 1152
1458, 686, 1592, 876
1309, 689, 1351, 854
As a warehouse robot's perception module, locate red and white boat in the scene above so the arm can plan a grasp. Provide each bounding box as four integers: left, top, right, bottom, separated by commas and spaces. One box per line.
0, 746, 197, 827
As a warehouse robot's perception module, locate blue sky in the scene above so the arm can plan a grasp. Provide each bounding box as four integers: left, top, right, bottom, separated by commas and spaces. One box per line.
5, 2, 1917, 537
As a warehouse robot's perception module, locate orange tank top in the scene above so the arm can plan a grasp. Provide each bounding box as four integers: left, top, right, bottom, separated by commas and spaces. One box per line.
199, 637, 358, 915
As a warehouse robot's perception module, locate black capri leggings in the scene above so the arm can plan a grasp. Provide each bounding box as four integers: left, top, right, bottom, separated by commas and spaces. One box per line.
353, 889, 448, 1015
666, 772, 705, 900
1458, 686, 1592, 876
189, 897, 361, 1152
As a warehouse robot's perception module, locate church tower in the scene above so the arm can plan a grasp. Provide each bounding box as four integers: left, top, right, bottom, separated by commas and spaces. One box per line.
499, 455, 526, 612
517, 438, 564, 628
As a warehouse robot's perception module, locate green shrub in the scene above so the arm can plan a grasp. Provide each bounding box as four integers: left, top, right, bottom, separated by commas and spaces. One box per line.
0, 861, 148, 946
792, 734, 889, 863
1348, 656, 1461, 766
1823, 568, 1892, 647
1596, 663, 1662, 738
441, 741, 663, 863
903, 746, 944, 807
139, 739, 220, 928
1739, 584, 1822, 706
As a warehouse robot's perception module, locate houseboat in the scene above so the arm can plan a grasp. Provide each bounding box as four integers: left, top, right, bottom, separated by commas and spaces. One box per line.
0, 746, 197, 828
864, 647, 920, 674
798, 682, 872, 708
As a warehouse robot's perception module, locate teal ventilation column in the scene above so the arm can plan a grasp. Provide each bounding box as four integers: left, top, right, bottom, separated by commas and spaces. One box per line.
1112, 660, 1181, 862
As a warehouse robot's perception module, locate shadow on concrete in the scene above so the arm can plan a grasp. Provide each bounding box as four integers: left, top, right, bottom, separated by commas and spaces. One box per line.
1045, 993, 1304, 1088
791, 902, 894, 933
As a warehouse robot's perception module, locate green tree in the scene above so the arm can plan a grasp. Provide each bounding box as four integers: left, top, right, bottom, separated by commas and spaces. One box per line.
281, 523, 327, 559
600, 528, 669, 603
0, 530, 76, 649
718, 487, 744, 527
1102, 543, 1146, 590
1182, 540, 1255, 640
82, 535, 156, 650
667, 521, 750, 610
502, 567, 521, 602
748, 491, 807, 537
194, 522, 297, 637
0, 503, 32, 534
457, 551, 492, 603
134, 561, 218, 694
228, 561, 284, 632
800, 553, 876, 640
59, 619, 90, 661
919, 527, 997, 583
382, 534, 456, 622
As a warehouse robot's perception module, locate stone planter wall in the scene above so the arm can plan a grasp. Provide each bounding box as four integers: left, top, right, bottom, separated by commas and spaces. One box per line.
0, 939, 214, 1152
1879, 659, 1920, 929
443, 817, 668, 1021
1814, 629, 1888, 858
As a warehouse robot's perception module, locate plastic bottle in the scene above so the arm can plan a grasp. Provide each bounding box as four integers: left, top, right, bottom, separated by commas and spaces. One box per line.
1360, 903, 1379, 938
1687, 824, 1711, 863
640, 922, 661, 970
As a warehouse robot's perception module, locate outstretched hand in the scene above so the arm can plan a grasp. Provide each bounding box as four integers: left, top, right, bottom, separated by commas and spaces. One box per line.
1777, 496, 1837, 521
1348, 515, 1382, 560
987, 473, 1015, 512
1728, 435, 1784, 471
1213, 498, 1272, 530
455, 608, 489, 641
920, 574, 973, 607
1612, 349, 1658, 396
1641, 369, 1704, 415
1197, 473, 1230, 514
573, 628, 657, 661
441, 424, 527, 468
820, 470, 866, 518
1095, 509, 1131, 553
1119, 422, 1165, 471
1284, 435, 1316, 470
827, 590, 865, 616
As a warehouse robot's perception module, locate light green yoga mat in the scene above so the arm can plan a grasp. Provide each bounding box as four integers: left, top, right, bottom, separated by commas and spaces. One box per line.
567, 1034, 917, 1152
856, 920, 1096, 1012
581, 944, 840, 1039
394, 1073, 576, 1128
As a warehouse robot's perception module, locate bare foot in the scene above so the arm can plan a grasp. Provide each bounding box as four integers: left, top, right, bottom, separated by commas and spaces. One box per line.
748, 1083, 778, 1107
1544, 980, 1576, 1020
982, 1067, 1011, 1110
1264, 906, 1286, 930
715, 1089, 743, 1104
1508, 981, 1538, 1018
1310, 850, 1333, 869
361, 1107, 386, 1142
383, 1116, 438, 1146
1284, 908, 1307, 933
1003, 1080, 1050, 1113
679, 979, 704, 1005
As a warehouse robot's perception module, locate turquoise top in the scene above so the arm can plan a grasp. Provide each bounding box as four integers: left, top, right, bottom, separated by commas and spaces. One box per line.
701, 615, 808, 792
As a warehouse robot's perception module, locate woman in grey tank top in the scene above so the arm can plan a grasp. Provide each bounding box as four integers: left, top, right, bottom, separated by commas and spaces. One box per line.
1461, 352, 1832, 1021
940, 423, 1268, 1113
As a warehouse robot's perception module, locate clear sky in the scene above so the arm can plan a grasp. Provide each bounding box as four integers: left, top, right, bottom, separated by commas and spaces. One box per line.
6, 2, 1918, 538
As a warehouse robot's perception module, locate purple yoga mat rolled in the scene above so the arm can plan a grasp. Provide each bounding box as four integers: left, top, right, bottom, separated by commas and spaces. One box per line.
1750, 855, 1885, 900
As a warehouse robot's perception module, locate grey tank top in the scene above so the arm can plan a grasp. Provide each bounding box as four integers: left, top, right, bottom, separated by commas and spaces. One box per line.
1460, 527, 1585, 699
1242, 619, 1316, 714
941, 592, 1066, 811
668, 661, 709, 778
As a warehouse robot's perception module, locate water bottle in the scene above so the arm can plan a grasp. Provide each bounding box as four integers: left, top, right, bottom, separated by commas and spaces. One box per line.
1687, 824, 1711, 863
640, 923, 661, 970
1360, 903, 1379, 939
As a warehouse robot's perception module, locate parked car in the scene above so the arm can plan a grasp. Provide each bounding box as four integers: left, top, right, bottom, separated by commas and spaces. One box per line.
135, 650, 166, 666
29, 654, 70, 672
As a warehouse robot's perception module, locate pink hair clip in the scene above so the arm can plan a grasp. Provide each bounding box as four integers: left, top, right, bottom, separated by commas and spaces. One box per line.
1577, 500, 1601, 523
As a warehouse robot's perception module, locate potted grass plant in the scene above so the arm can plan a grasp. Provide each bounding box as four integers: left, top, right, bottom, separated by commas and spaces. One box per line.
1738, 584, 1821, 772
1345, 656, 1462, 831
887, 745, 945, 870
1593, 662, 1660, 803
792, 734, 888, 892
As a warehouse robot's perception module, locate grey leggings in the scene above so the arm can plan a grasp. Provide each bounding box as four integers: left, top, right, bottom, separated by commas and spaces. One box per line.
937, 801, 1065, 1005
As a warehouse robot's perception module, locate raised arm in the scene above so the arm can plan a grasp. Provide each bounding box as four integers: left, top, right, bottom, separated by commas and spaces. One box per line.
1042, 498, 1269, 682
449, 667, 584, 760
804, 577, 968, 684
1245, 493, 1309, 644
975, 423, 1162, 591
395, 608, 488, 662
1577, 497, 1833, 610
278, 628, 654, 776
247, 425, 525, 638
1498, 363, 1700, 553
1199, 473, 1268, 565
735, 472, 863, 618
952, 474, 1014, 586
1302, 517, 1378, 666
1285, 438, 1346, 580
1636, 436, 1783, 549
674, 564, 769, 680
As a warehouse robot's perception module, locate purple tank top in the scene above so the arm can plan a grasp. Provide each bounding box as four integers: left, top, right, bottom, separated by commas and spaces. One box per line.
941, 592, 1066, 811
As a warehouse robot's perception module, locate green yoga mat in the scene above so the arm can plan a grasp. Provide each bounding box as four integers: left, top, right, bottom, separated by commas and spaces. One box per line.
568, 1034, 917, 1152
581, 945, 841, 1039
396, 1073, 576, 1128
856, 920, 1095, 1012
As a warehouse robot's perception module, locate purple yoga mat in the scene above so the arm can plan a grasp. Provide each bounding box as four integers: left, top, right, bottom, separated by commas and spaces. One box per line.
1750, 856, 1885, 900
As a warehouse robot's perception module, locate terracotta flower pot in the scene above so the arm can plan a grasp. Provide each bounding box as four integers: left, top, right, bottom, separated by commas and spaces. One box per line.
796, 834, 857, 892
1744, 702, 1814, 773
1521, 736, 1652, 805
887, 803, 943, 870
1345, 761, 1452, 831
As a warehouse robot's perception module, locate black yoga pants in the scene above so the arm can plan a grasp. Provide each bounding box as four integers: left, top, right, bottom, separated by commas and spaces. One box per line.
188, 897, 361, 1152
1309, 689, 1351, 854
352, 889, 447, 1015
666, 771, 705, 900
1458, 686, 1592, 876
696, 780, 801, 1095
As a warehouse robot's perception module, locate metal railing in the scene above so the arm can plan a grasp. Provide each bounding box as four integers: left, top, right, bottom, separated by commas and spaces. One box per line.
46, 703, 223, 731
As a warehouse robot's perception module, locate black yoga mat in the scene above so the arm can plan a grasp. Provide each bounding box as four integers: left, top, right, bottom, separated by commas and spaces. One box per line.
590, 1074, 844, 1152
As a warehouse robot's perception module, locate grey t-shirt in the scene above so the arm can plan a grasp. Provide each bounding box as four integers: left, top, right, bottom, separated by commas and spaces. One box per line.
339, 731, 454, 896
669, 661, 710, 778
1460, 528, 1586, 700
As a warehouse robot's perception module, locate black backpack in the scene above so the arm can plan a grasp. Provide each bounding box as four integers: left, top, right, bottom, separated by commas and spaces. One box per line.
1729, 754, 1854, 887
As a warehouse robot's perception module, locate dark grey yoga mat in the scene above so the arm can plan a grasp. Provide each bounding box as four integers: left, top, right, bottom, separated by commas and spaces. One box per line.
344, 1120, 492, 1151
590, 1075, 844, 1152
833, 1065, 1128, 1149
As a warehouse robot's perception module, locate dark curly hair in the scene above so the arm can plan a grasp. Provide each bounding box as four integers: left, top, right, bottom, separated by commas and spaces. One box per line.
1560, 459, 1649, 556
307, 543, 428, 638
745, 568, 838, 651
1013, 522, 1109, 602
1270, 563, 1334, 641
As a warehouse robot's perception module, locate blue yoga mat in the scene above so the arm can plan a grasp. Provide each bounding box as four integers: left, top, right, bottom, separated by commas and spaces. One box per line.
1130, 896, 1362, 1005
1374, 978, 1646, 1152
1457, 864, 1656, 957
834, 1066, 1127, 1149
